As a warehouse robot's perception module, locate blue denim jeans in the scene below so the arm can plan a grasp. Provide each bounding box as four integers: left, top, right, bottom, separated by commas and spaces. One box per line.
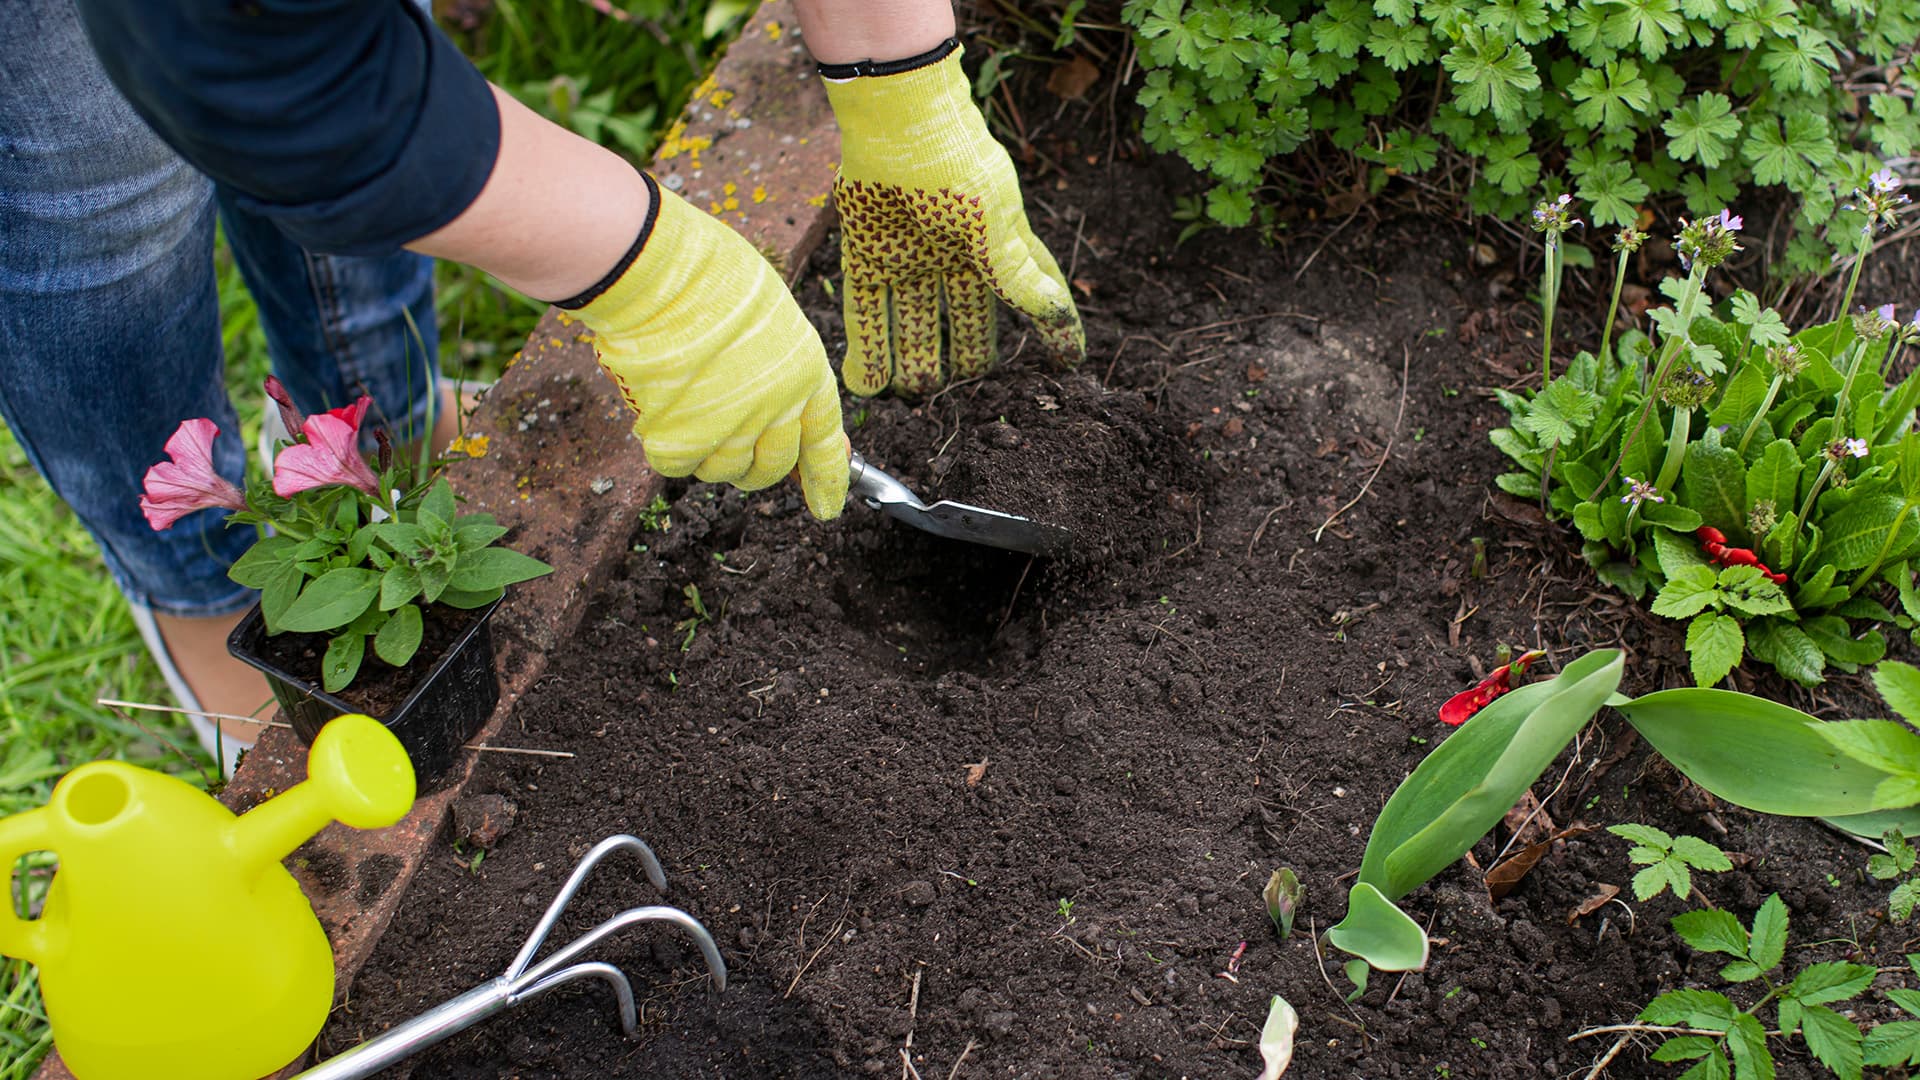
0, 0, 441, 617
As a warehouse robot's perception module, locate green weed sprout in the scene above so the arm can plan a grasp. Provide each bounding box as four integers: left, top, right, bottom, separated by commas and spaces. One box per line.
1868, 829, 1920, 922
1608, 823, 1731, 901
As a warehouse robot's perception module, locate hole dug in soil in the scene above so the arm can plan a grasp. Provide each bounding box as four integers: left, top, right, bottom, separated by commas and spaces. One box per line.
325, 155, 1909, 1080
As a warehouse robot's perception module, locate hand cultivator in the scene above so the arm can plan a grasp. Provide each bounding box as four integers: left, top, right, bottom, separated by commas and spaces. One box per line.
296, 834, 726, 1079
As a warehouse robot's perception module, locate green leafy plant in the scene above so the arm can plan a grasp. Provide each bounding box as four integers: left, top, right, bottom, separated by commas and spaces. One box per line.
1328, 652, 1920, 973
1636, 894, 1877, 1079
1264, 867, 1303, 938
1118, 0, 1914, 273
141, 382, 551, 693
1494, 189, 1920, 687
676, 583, 712, 652
1864, 956, 1920, 1068
1609, 823, 1731, 901
1868, 828, 1920, 922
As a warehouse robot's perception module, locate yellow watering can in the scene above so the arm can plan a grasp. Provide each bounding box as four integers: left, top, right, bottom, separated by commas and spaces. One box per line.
0, 714, 415, 1080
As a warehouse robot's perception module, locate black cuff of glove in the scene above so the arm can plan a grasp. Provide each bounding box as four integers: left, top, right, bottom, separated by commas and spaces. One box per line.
816, 36, 958, 80
555, 172, 663, 310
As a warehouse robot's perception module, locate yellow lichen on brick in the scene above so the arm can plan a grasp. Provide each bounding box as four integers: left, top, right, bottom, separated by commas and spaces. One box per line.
655, 119, 713, 167
752, 185, 769, 204
765, 20, 783, 39
807, 192, 830, 207
555, 311, 577, 326
447, 433, 491, 458
709, 88, 735, 109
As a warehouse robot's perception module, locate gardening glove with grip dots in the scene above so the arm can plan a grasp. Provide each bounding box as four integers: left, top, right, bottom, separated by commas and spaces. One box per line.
563, 175, 850, 521
822, 40, 1085, 398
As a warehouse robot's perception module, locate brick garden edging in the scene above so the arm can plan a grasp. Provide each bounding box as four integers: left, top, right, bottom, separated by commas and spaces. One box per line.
33, 3, 839, 1076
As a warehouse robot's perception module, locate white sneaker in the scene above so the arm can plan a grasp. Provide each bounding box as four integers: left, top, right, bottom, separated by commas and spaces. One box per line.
127, 603, 252, 777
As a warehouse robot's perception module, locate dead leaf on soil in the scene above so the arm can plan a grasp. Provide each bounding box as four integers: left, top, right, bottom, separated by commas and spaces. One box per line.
1503, 789, 1555, 848
1567, 883, 1621, 924
1245, 363, 1269, 383
1487, 494, 1548, 530
1484, 823, 1595, 901
1325, 187, 1368, 216
1047, 54, 1100, 100
965, 759, 989, 787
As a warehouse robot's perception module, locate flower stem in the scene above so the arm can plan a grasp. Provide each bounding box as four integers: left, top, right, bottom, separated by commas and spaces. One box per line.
1835, 227, 1872, 326
1599, 245, 1630, 368
1654, 405, 1691, 496
1849, 499, 1917, 596
1832, 340, 1869, 438
1592, 265, 1708, 501
1736, 374, 1786, 457
1797, 459, 1838, 534
1541, 236, 1563, 389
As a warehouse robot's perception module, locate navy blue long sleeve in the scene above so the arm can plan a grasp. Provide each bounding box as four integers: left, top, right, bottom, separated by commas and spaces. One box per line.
72, 0, 501, 256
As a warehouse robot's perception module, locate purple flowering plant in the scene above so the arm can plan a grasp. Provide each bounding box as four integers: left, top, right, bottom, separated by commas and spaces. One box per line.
1493, 187, 1920, 689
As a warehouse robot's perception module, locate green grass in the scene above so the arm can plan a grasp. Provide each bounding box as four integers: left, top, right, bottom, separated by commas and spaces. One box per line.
0, 3, 740, 1074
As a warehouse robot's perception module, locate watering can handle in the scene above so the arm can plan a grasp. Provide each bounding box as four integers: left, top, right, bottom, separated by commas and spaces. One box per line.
0, 807, 53, 964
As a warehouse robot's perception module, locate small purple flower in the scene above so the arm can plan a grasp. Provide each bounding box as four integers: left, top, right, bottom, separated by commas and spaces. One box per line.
1871, 167, 1904, 194
1621, 477, 1665, 506
1531, 194, 1580, 237
1879, 303, 1897, 322
1717, 209, 1743, 232
1846, 437, 1869, 458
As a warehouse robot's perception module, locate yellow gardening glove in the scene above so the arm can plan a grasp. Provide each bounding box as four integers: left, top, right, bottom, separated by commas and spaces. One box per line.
571, 181, 849, 519
823, 44, 1084, 397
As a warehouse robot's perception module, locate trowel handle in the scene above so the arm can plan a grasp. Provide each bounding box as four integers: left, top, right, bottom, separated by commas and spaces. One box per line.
848, 452, 925, 512
0, 806, 53, 964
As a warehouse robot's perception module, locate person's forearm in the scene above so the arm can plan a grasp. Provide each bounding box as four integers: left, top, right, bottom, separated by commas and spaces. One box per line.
791, 0, 955, 64
405, 86, 651, 303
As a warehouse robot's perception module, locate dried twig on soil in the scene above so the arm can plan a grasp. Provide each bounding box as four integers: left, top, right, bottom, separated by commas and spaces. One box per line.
1580, 1032, 1633, 1080
1314, 344, 1411, 543
946, 1038, 978, 1080
785, 894, 851, 998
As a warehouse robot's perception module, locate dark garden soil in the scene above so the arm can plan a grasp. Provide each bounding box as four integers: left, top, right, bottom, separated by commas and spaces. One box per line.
322, 121, 1920, 1080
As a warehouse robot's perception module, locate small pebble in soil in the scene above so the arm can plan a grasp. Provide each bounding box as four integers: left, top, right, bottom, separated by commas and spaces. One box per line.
901, 880, 936, 907
450, 794, 517, 849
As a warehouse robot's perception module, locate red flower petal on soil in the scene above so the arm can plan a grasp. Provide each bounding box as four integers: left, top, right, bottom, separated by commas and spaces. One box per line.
272, 395, 380, 497
140, 418, 247, 530
1439, 650, 1547, 726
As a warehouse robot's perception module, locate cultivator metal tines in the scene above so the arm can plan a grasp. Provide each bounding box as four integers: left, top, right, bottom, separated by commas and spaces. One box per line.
295, 834, 726, 1080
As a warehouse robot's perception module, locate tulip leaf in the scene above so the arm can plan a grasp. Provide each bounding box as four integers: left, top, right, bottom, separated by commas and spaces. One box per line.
1326, 881, 1430, 972
1256, 995, 1299, 1080
1614, 688, 1895, 815
1806, 720, 1920, 784
1364, 650, 1623, 900
279, 568, 381, 633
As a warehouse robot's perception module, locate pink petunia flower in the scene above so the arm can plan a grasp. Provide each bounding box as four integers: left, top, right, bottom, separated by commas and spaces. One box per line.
273, 396, 381, 497
140, 418, 247, 530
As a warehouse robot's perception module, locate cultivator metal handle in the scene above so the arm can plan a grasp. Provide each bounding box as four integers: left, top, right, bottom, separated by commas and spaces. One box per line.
295, 834, 726, 1080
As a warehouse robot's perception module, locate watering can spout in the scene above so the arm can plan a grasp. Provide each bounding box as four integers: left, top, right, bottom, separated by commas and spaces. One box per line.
228, 714, 417, 873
